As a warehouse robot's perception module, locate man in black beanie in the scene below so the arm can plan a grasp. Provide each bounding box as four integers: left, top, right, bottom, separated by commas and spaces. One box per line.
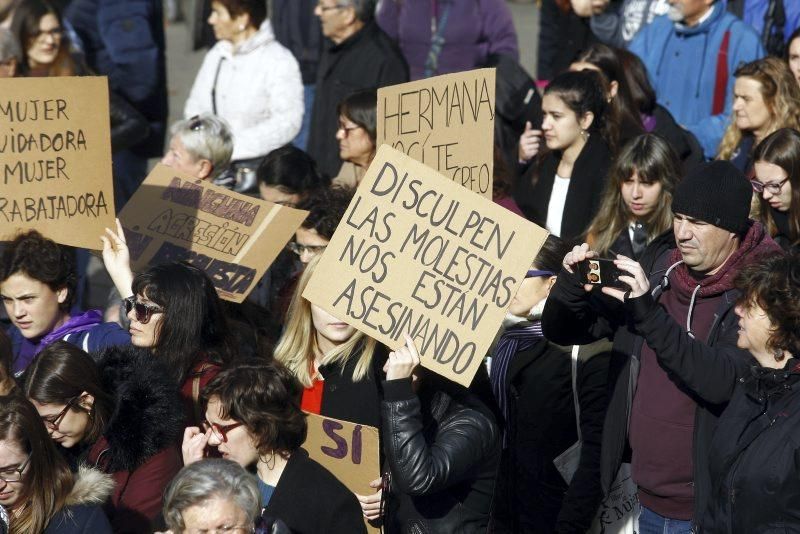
541, 160, 783, 532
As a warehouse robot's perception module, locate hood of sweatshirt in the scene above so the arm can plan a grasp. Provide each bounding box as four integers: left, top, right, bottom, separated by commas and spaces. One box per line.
219, 19, 276, 58
673, 1, 724, 36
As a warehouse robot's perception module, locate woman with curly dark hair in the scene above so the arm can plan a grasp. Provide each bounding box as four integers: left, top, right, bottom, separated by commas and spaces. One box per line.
0, 230, 129, 373
688, 253, 800, 532
180, 360, 366, 534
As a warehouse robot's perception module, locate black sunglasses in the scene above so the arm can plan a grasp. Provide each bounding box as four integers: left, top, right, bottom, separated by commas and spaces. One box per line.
124, 296, 164, 324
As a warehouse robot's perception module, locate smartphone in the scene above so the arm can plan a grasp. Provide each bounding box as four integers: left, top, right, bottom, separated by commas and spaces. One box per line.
576, 258, 626, 288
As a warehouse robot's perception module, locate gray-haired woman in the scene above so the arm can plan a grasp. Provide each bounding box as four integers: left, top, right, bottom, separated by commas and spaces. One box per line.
161, 113, 234, 184
161, 459, 262, 534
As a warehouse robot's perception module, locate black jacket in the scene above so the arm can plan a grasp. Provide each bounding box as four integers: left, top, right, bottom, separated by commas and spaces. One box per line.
307, 21, 408, 178
272, 0, 322, 84
45, 466, 114, 533
319, 343, 388, 429
381, 374, 501, 534
261, 448, 367, 534
492, 337, 610, 534
537, 0, 596, 80
83, 345, 184, 532
699, 360, 800, 533
515, 134, 612, 245
541, 234, 753, 521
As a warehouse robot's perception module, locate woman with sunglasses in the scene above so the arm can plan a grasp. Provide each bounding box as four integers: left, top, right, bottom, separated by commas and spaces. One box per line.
181, 361, 366, 534
0, 230, 130, 374
23, 341, 183, 533
334, 89, 377, 188
489, 235, 610, 533
0, 391, 114, 534
751, 128, 800, 252
101, 219, 236, 426
160, 113, 234, 184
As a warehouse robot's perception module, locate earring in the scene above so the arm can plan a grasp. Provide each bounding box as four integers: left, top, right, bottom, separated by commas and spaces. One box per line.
773, 348, 785, 362
580, 129, 589, 141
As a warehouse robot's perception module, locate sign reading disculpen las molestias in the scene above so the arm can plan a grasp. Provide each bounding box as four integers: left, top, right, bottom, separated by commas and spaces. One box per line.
303, 145, 548, 387
377, 68, 496, 198
0, 76, 115, 249
119, 164, 308, 303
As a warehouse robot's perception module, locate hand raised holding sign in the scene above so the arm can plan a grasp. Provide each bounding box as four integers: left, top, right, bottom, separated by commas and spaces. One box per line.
383, 334, 421, 381
355, 477, 384, 521
100, 218, 134, 298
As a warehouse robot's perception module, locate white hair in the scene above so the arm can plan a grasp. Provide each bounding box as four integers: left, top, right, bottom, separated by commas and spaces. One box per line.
171, 113, 234, 178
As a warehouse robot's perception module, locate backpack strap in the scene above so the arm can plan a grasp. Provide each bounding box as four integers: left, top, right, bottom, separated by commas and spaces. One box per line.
712, 29, 732, 116
726, 0, 744, 19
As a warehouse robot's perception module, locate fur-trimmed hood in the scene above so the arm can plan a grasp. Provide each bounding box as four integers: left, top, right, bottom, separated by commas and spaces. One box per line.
66, 465, 115, 507
93, 345, 184, 473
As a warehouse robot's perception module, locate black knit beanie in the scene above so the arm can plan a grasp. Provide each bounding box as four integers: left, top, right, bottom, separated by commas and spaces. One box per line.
671, 160, 752, 233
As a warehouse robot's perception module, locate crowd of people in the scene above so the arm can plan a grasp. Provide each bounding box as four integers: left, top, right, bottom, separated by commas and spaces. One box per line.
0, 0, 800, 533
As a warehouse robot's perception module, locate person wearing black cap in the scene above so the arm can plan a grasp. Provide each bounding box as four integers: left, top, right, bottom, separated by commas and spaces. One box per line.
541, 160, 783, 533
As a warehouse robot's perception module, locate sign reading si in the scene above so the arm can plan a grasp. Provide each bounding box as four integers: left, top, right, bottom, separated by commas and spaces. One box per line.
119, 164, 308, 303
377, 68, 496, 198
0, 76, 115, 249
304, 146, 548, 387
305, 412, 380, 534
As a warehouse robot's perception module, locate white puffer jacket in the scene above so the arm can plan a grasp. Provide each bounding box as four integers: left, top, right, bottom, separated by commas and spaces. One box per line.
184, 20, 303, 161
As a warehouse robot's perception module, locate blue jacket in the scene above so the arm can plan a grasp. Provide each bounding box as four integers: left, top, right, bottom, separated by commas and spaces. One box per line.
733, 0, 800, 43
65, 0, 167, 158
630, 3, 764, 158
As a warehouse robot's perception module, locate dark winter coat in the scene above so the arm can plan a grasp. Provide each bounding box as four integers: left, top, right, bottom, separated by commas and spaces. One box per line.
307, 21, 408, 178
84, 346, 184, 533
45, 466, 114, 534
537, 0, 596, 81
65, 0, 167, 158
271, 0, 322, 84
699, 360, 800, 533
381, 373, 500, 533
515, 134, 612, 245
541, 224, 779, 521
318, 343, 388, 429
492, 337, 610, 534
260, 448, 367, 534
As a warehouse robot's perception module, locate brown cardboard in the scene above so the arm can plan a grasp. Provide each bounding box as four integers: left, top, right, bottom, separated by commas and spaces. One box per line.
377, 68, 496, 198
118, 164, 308, 303
0, 76, 115, 249
303, 145, 548, 387
305, 412, 380, 533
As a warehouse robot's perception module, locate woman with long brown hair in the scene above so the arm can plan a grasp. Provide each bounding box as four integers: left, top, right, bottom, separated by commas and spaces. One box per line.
586, 134, 681, 259
751, 128, 800, 251
0, 392, 113, 533
717, 57, 800, 174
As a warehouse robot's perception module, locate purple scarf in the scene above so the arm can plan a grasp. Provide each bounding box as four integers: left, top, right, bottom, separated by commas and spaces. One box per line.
14, 310, 104, 373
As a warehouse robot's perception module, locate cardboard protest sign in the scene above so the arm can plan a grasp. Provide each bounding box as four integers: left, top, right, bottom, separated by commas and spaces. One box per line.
118, 164, 308, 303
377, 68, 496, 198
0, 76, 115, 249
304, 145, 548, 387
305, 412, 380, 533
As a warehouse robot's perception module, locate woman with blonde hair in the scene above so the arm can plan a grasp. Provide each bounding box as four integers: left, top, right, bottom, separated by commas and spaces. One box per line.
586, 134, 681, 259
273, 255, 386, 428
717, 57, 800, 173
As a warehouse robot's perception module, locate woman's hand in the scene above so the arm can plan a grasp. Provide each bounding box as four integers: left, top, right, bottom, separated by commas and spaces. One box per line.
182, 426, 211, 465
355, 477, 384, 521
383, 334, 420, 381
518, 121, 542, 163
100, 218, 134, 298
601, 255, 651, 302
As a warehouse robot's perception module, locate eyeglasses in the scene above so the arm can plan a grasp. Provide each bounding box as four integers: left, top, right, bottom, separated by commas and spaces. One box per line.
317, 2, 347, 12
526, 269, 555, 278
337, 123, 362, 137
124, 296, 164, 325
41, 395, 82, 432
203, 420, 244, 443
32, 27, 63, 40
188, 115, 205, 131
287, 242, 327, 257
750, 177, 789, 195
0, 452, 32, 484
